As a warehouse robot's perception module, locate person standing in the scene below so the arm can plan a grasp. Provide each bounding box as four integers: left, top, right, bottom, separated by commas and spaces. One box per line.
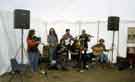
47, 28, 58, 65
27, 29, 40, 73
79, 29, 93, 54
79, 29, 93, 72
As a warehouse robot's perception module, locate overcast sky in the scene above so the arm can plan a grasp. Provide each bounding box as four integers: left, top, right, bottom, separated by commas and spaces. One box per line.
0, 0, 135, 21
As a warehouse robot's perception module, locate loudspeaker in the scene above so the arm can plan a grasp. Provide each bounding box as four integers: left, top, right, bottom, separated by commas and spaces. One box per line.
10, 58, 27, 72
108, 16, 120, 31
14, 9, 30, 29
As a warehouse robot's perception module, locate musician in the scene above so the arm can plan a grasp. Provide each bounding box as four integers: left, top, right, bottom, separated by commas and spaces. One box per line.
47, 28, 58, 64
61, 29, 74, 50
91, 38, 109, 64
79, 29, 93, 54
27, 29, 40, 72
55, 39, 69, 70
79, 30, 93, 71
70, 37, 81, 68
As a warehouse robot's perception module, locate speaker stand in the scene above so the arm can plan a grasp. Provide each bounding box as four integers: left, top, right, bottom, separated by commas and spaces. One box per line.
21, 28, 24, 64
111, 31, 115, 63
8, 28, 26, 82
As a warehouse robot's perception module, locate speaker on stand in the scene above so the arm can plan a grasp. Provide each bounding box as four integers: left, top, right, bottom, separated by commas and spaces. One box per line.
8, 9, 30, 82
107, 16, 120, 64
14, 9, 30, 63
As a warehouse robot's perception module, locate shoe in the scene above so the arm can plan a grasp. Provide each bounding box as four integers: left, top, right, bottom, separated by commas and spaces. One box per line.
85, 65, 89, 70
129, 65, 133, 69
80, 70, 84, 72
40, 70, 45, 74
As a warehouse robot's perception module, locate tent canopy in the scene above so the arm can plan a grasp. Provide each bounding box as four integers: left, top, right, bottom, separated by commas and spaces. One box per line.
0, 0, 135, 21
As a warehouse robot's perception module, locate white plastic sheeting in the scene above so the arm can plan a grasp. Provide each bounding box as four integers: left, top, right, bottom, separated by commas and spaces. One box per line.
0, 11, 19, 75
0, 10, 135, 76
0, 0, 135, 21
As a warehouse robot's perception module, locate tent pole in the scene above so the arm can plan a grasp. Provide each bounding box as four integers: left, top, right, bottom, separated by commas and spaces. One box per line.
97, 21, 100, 43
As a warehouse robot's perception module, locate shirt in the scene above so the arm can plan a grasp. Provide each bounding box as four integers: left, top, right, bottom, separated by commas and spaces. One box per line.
27, 37, 39, 52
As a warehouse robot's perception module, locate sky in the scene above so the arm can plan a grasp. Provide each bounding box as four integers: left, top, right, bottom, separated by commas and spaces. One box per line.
0, 0, 135, 21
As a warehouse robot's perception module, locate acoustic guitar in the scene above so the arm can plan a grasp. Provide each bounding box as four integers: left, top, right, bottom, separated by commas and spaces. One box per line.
92, 46, 104, 56
92, 46, 112, 56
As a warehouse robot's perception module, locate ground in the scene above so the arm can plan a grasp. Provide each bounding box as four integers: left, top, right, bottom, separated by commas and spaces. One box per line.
0, 64, 135, 82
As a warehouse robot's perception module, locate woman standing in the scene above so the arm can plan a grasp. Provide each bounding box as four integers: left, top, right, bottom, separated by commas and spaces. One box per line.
47, 28, 58, 64
27, 29, 40, 73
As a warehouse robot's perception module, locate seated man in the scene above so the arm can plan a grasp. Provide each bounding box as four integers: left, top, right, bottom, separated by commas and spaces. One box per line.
70, 38, 81, 67
91, 39, 110, 64
55, 39, 69, 70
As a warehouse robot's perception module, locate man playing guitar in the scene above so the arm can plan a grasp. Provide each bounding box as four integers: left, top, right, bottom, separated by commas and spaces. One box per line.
91, 38, 111, 64
61, 29, 74, 60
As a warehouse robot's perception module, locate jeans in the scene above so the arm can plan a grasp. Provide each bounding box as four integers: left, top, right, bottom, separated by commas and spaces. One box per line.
49, 47, 56, 63
80, 53, 91, 69
99, 53, 108, 63
81, 54, 90, 62
28, 51, 40, 72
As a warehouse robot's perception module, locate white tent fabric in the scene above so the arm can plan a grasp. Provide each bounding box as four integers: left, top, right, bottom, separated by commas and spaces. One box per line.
0, 0, 135, 21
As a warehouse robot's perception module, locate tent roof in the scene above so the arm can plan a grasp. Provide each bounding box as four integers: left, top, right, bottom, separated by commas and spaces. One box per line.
0, 0, 135, 21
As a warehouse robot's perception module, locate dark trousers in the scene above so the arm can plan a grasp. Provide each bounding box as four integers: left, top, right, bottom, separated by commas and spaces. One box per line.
56, 54, 69, 70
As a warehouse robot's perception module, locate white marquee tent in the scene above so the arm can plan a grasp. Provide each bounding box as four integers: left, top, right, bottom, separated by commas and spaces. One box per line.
0, 0, 135, 75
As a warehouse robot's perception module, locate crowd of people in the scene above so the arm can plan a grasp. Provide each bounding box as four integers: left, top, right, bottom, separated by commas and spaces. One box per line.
26, 28, 111, 73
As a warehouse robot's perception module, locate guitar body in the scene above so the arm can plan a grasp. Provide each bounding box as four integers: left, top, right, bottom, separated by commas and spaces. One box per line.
92, 47, 104, 56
